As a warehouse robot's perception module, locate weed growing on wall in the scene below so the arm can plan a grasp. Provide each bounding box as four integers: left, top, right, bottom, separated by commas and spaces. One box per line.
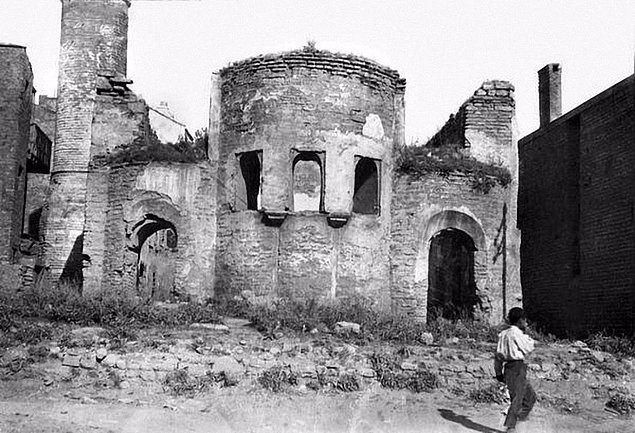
96, 128, 208, 166
395, 144, 512, 193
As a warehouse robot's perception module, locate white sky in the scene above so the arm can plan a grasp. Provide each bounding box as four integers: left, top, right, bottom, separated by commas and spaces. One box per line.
1, 0, 633, 141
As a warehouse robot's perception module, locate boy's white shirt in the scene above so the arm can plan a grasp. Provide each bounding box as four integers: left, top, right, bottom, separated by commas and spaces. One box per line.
496, 325, 535, 361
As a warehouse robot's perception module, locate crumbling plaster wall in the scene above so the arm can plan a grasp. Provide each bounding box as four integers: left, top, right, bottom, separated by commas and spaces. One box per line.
0, 45, 33, 263
213, 51, 405, 305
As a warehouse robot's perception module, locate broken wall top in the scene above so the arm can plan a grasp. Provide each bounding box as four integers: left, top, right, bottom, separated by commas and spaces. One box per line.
220, 48, 406, 93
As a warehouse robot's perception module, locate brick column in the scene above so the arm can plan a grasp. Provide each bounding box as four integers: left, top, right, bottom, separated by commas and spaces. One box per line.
42, 0, 130, 282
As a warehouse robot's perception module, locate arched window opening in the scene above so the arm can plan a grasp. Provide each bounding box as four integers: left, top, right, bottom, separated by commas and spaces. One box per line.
292, 151, 324, 212
353, 157, 380, 214
131, 215, 178, 301
236, 150, 262, 211
427, 228, 478, 321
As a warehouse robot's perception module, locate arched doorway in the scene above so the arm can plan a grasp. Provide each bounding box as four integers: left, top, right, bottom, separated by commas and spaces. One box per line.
427, 228, 478, 320
130, 215, 178, 301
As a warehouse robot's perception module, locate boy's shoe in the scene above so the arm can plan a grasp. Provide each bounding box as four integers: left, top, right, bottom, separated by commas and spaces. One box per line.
505, 428, 516, 433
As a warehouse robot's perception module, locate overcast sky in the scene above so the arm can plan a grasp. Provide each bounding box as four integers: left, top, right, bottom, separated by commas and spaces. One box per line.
2, 0, 633, 141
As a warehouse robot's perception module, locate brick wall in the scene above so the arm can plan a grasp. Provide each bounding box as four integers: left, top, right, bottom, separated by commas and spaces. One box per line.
427, 80, 515, 168
518, 75, 634, 336
23, 97, 56, 239
44, 0, 130, 280
214, 50, 404, 306
391, 173, 518, 322
0, 45, 33, 263
82, 91, 216, 299
577, 77, 634, 334
391, 80, 519, 323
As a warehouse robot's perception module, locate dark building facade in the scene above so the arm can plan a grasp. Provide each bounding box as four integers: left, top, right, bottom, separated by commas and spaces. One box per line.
518, 64, 634, 336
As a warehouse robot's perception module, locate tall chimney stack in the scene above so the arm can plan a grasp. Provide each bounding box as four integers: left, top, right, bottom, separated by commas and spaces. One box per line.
538, 63, 562, 127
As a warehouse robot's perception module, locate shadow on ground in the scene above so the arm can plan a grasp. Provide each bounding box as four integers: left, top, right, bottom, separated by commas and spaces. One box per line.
438, 408, 504, 433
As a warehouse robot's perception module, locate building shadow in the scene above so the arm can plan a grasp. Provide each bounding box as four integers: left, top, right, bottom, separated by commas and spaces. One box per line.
437, 408, 503, 433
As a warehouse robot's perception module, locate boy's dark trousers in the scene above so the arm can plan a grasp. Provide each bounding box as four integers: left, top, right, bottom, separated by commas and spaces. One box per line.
503, 360, 536, 428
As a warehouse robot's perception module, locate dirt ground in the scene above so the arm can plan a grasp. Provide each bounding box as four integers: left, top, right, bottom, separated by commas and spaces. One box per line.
1, 318, 633, 433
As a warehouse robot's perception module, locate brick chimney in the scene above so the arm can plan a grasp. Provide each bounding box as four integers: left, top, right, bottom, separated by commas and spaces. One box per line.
538, 63, 562, 127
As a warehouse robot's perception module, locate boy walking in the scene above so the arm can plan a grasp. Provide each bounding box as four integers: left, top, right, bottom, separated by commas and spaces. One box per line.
494, 307, 537, 432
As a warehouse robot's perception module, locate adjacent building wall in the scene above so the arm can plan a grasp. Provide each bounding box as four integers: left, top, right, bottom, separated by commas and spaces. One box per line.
519, 74, 634, 336
0, 44, 33, 263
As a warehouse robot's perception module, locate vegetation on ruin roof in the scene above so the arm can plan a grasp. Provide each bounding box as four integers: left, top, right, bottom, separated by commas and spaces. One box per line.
395, 144, 512, 194
97, 128, 208, 166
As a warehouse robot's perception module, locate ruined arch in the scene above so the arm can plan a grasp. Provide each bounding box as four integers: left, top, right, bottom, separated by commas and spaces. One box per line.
125, 194, 181, 300
414, 210, 488, 322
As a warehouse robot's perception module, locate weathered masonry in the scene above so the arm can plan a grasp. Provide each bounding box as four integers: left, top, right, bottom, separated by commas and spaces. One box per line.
210, 50, 405, 308
0, 0, 521, 324
518, 64, 634, 336
391, 81, 521, 322
0, 44, 34, 285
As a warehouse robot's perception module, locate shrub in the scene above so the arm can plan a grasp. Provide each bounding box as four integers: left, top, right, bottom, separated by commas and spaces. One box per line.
333, 373, 361, 392
258, 366, 298, 392
368, 352, 438, 393
540, 395, 581, 415
606, 392, 635, 416
0, 321, 53, 348
586, 332, 635, 358
163, 367, 215, 397
468, 383, 507, 404
0, 283, 223, 335
245, 296, 499, 347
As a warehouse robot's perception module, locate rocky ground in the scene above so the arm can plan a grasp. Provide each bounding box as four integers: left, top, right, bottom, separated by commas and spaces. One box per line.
1, 317, 634, 432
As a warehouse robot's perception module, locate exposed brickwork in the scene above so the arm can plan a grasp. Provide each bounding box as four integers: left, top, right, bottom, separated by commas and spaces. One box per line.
391, 81, 520, 323
427, 80, 516, 168
43, 0, 130, 280
391, 174, 519, 322
4, 0, 523, 329
519, 74, 634, 336
0, 45, 33, 262
214, 50, 403, 306
538, 64, 562, 128
23, 96, 56, 239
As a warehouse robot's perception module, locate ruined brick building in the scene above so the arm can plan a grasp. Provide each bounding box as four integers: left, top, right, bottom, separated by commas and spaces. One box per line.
0, 0, 521, 324
519, 65, 634, 336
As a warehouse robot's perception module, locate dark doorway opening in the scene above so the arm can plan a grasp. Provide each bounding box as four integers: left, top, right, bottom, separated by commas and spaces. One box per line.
132, 215, 178, 301
353, 157, 379, 214
427, 228, 478, 321
237, 150, 262, 210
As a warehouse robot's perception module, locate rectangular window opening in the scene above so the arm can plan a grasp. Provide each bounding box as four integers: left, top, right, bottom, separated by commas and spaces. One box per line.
235, 150, 262, 211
